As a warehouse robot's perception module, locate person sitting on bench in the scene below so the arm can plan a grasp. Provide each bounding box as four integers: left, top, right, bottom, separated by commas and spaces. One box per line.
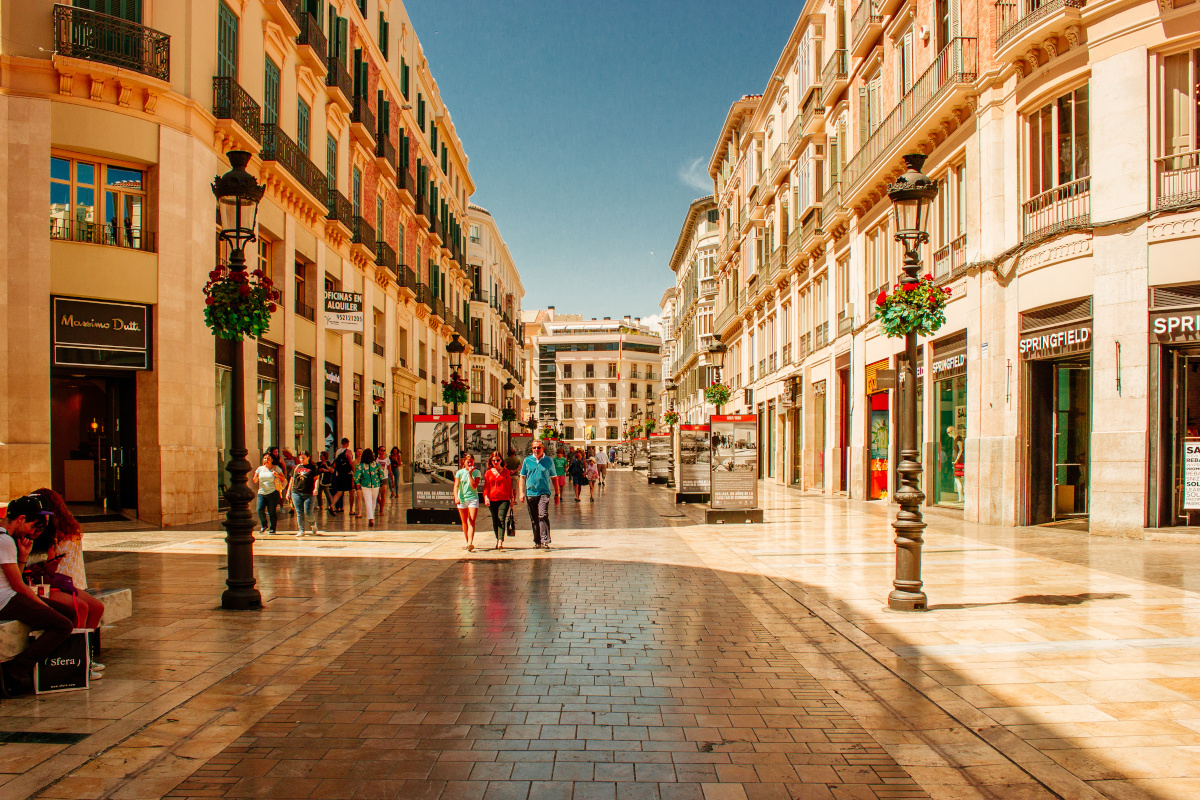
0, 495, 74, 696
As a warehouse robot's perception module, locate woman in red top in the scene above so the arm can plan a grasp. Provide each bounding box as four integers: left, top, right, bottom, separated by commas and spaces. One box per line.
480, 450, 515, 550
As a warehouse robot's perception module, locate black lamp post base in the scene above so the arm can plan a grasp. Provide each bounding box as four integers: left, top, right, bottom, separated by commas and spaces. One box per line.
222, 588, 263, 610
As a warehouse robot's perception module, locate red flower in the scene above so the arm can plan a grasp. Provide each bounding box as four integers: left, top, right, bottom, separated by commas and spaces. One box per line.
208, 269, 222, 281
238, 284, 251, 297
268, 303, 277, 312
923, 273, 933, 281
205, 296, 215, 306
876, 291, 887, 307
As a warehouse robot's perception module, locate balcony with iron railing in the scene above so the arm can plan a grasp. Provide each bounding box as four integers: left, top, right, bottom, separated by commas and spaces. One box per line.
376, 136, 397, 179
1157, 150, 1200, 209
932, 234, 966, 280
373, 342, 385, 357
995, 0, 1084, 56
50, 217, 156, 253
769, 144, 787, 186
739, 203, 748, 232
351, 216, 376, 256
749, 364, 757, 383
788, 110, 806, 159
325, 188, 353, 235
430, 295, 446, 323
815, 321, 829, 349
325, 56, 352, 111
295, 297, 315, 321
822, 49, 849, 106
821, 178, 846, 231
801, 87, 825, 136
263, 0, 301, 36
53, 4, 170, 83
843, 38, 978, 200
375, 240, 396, 273
350, 95, 376, 147
799, 333, 812, 361
1023, 177, 1090, 241
294, 11, 327, 73
782, 343, 792, 366
769, 244, 786, 279
398, 265, 417, 297
470, 289, 489, 304
800, 207, 823, 253
851, 0, 884, 57
260, 123, 327, 206
838, 307, 853, 336
212, 76, 261, 146
768, 353, 777, 374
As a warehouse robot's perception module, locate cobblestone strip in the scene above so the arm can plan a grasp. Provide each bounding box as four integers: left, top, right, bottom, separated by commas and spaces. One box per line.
166, 553, 931, 800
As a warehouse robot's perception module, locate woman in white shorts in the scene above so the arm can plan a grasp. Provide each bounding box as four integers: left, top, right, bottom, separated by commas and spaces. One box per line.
454, 453, 481, 551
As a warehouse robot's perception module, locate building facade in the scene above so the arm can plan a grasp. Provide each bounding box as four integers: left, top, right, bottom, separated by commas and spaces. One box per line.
666, 196, 720, 424
3, 0, 486, 525
658, 287, 676, 419
465, 205, 525, 439
700, 0, 1200, 537
526, 315, 662, 449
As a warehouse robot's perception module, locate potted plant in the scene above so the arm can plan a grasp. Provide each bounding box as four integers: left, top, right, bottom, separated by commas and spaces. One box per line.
704, 381, 731, 408
874, 274, 950, 338
203, 266, 279, 340
440, 372, 469, 407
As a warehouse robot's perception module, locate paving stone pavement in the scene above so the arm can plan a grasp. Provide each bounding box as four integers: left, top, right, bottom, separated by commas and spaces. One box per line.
8, 469, 1200, 800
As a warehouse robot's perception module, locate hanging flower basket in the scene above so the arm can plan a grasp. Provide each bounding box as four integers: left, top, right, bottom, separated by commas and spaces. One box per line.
501, 408, 518, 422
875, 274, 950, 338
628, 424, 643, 437
203, 266, 279, 340
538, 425, 556, 440
663, 411, 679, 427
704, 382, 731, 407
440, 372, 469, 407
644, 419, 657, 434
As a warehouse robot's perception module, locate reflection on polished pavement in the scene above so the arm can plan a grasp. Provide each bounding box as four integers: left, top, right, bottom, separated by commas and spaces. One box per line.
6, 470, 1200, 799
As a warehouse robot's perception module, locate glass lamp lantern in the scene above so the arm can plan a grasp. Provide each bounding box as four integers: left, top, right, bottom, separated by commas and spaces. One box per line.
211, 151, 265, 265
887, 153, 938, 256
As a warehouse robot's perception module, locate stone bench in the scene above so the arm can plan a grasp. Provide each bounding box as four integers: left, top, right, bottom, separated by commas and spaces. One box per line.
0, 588, 132, 661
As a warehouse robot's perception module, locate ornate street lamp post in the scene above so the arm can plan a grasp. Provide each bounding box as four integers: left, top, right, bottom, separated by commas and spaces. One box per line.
503, 377, 516, 449
211, 151, 266, 611
706, 339, 727, 414
886, 153, 938, 612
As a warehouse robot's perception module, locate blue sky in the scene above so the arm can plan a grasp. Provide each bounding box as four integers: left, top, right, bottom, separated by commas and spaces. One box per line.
406, 1, 799, 320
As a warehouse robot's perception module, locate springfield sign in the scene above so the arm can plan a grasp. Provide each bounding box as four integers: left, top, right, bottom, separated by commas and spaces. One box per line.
324, 290, 364, 332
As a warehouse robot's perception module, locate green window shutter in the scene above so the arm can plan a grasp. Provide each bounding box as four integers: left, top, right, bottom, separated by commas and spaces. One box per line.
857, 86, 868, 148
264, 57, 280, 126
75, 0, 143, 22
400, 130, 409, 169
353, 48, 363, 97
352, 167, 361, 216
430, 121, 436, 153
297, 97, 310, 155
376, 196, 383, 235
417, 94, 425, 130
327, 134, 337, 191
379, 13, 388, 59
441, 143, 447, 173
217, 2, 238, 79
401, 58, 409, 98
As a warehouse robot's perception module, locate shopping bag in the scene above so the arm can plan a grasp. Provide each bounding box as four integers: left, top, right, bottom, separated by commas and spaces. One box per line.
33, 629, 90, 694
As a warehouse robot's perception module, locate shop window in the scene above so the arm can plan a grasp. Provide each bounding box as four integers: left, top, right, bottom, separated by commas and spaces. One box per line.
51, 154, 151, 251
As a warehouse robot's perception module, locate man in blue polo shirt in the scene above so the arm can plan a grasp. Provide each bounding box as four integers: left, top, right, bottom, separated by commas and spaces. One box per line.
519, 440, 556, 548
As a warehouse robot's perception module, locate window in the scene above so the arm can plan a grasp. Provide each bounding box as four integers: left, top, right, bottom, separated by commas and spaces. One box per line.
264, 57, 280, 126
896, 25, 915, 96
585, 363, 595, 378
586, 383, 595, 397
417, 93, 425, 130
217, 1, 238, 79
586, 403, 596, 418
258, 240, 272, 282
1159, 50, 1200, 206
297, 98, 310, 155
564, 403, 573, 417
858, 69, 883, 142
74, 1, 142, 22
295, 260, 312, 319
1027, 85, 1090, 199
565, 426, 575, 439
378, 12, 388, 59
376, 196, 384, 240
326, 133, 337, 191
607, 403, 616, 418
607, 426, 618, 440
608, 382, 617, 396
51, 155, 148, 250
469, 224, 481, 243
352, 166, 362, 217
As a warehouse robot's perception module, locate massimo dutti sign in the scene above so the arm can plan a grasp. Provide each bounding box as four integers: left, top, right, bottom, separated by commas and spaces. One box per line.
52, 297, 150, 370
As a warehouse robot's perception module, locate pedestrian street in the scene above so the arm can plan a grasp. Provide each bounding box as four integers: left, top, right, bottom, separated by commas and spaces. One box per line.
5, 470, 1200, 800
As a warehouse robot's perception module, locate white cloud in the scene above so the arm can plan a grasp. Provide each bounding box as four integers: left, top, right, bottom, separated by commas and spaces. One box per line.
677, 157, 711, 192
640, 314, 664, 335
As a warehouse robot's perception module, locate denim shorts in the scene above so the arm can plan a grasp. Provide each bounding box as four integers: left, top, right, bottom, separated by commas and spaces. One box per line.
456, 499, 479, 510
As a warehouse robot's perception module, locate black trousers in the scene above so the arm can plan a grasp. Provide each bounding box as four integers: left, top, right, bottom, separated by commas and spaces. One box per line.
488, 500, 511, 540
526, 495, 551, 545
0, 594, 73, 677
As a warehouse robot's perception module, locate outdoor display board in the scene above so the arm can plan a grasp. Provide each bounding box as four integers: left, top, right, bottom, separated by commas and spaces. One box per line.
616, 441, 632, 465
632, 437, 649, 470
510, 432, 534, 459
1186, 438, 1200, 510
678, 424, 711, 494
412, 414, 460, 508
648, 431, 672, 481
710, 414, 758, 510
465, 423, 499, 466
324, 290, 364, 332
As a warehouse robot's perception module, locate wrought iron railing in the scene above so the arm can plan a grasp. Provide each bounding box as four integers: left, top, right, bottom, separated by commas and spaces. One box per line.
801, 86, 824, 131
822, 49, 848, 100
782, 343, 791, 365
934, 242, 951, 279
295, 11, 326, 60
352, 216, 375, 249
1023, 177, 1090, 241
770, 144, 785, 183
213, 77, 261, 141
326, 56, 352, 100
50, 217, 156, 252
770, 245, 785, 277
950, 234, 967, 272
376, 136, 396, 170
373, 342, 385, 357
996, 0, 1084, 49
815, 321, 829, 349
351, 95, 376, 141
1157, 150, 1200, 209
54, 4, 170, 82
838, 309, 853, 336
431, 295, 446, 321
851, 0, 883, 49
375, 240, 397, 272
399, 266, 417, 293
788, 109, 805, 148
801, 207, 822, 245
822, 178, 843, 224
295, 298, 315, 321
471, 289, 489, 303
415, 194, 428, 220
844, 38, 978, 192
260, 123, 327, 202
326, 188, 353, 226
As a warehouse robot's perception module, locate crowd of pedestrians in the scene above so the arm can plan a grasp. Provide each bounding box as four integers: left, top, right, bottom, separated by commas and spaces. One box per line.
251, 438, 617, 551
